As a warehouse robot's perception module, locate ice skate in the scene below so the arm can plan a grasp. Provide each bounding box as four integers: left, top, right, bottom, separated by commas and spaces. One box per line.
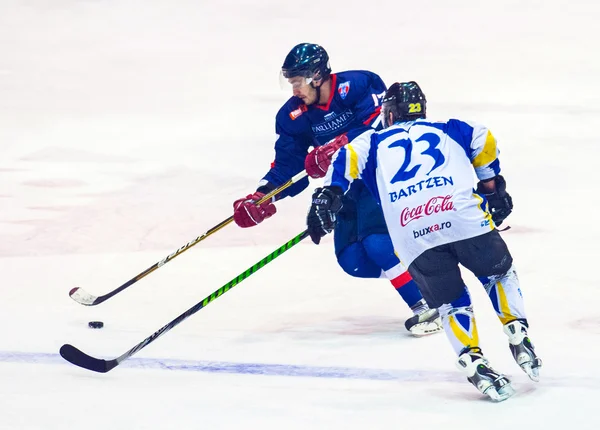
404, 301, 443, 336
503, 319, 542, 382
457, 348, 515, 402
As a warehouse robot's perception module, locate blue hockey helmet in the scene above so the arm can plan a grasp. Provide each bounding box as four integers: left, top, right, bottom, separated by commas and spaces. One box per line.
382, 81, 427, 128
281, 43, 331, 88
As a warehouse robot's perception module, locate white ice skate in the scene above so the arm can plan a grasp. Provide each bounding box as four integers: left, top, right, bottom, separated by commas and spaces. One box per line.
404, 303, 443, 336
503, 320, 542, 382
457, 348, 515, 402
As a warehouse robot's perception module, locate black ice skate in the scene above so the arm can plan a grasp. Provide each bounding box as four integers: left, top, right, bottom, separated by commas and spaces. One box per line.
457, 347, 515, 402
503, 319, 542, 382
404, 301, 443, 336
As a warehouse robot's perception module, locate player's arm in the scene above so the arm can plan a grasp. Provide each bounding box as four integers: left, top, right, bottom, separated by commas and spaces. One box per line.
447, 119, 513, 226
324, 130, 375, 193
232, 108, 312, 228
466, 121, 513, 226
258, 128, 312, 198
306, 131, 376, 244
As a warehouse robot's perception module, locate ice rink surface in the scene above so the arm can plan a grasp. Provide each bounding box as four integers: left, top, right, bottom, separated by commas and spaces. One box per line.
1, 0, 599, 428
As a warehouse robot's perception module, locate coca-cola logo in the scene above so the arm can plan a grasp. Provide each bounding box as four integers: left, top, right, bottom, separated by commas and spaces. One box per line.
400, 195, 454, 226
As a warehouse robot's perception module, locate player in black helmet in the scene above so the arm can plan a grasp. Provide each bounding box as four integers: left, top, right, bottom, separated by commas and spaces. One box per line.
232, 43, 443, 336
381, 81, 427, 127
306, 80, 540, 401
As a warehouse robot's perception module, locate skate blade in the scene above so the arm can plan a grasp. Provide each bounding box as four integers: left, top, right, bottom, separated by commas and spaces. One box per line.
485, 383, 516, 402
409, 321, 443, 337
521, 362, 541, 382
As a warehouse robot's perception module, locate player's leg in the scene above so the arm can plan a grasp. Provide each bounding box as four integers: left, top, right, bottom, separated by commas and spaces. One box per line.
455, 230, 542, 381
335, 239, 441, 336
361, 233, 442, 335
336, 183, 441, 335
335, 241, 380, 278
409, 245, 514, 401
333, 187, 382, 279
351, 182, 426, 307
360, 234, 422, 306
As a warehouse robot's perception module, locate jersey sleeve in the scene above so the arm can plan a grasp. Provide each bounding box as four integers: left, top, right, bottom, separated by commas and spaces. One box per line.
259, 105, 313, 198
324, 129, 376, 193
447, 119, 501, 181
342, 72, 387, 141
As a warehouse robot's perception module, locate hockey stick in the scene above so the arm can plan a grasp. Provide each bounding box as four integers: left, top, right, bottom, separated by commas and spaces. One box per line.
69, 171, 308, 306
60, 230, 309, 373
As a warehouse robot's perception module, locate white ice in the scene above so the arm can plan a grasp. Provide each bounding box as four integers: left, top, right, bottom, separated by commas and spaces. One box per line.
1, 0, 599, 429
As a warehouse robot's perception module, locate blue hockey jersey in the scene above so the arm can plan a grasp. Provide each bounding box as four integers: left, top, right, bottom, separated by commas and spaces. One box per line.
258, 70, 387, 198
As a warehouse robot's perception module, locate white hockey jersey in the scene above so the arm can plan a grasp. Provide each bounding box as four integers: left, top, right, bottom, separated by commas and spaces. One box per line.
325, 118, 502, 267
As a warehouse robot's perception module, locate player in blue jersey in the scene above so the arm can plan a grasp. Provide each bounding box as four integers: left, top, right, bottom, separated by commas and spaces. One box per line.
306, 81, 542, 401
232, 43, 442, 335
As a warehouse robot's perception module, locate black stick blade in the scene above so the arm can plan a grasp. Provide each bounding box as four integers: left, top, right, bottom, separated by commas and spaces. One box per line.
60, 344, 117, 373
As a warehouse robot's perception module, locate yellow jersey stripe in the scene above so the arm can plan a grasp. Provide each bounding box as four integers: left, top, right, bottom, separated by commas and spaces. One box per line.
472, 130, 497, 168
347, 144, 359, 179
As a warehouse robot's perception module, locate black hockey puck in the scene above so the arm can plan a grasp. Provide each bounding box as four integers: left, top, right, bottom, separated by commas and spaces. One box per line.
88, 321, 104, 329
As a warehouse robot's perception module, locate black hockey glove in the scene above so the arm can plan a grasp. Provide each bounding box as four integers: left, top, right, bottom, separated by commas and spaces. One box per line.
307, 186, 343, 245
477, 175, 513, 227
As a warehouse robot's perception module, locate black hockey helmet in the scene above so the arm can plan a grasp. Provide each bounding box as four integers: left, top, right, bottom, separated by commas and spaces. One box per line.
281, 43, 331, 82
382, 81, 427, 128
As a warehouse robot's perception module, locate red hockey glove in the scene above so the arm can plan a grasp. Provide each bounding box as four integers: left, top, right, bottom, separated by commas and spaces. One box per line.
233, 192, 277, 228
304, 134, 349, 179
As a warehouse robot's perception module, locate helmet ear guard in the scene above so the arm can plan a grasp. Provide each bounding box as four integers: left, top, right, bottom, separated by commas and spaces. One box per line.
381, 81, 426, 128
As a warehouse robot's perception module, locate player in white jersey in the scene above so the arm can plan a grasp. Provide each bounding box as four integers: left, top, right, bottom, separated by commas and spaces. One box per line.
305, 81, 542, 401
